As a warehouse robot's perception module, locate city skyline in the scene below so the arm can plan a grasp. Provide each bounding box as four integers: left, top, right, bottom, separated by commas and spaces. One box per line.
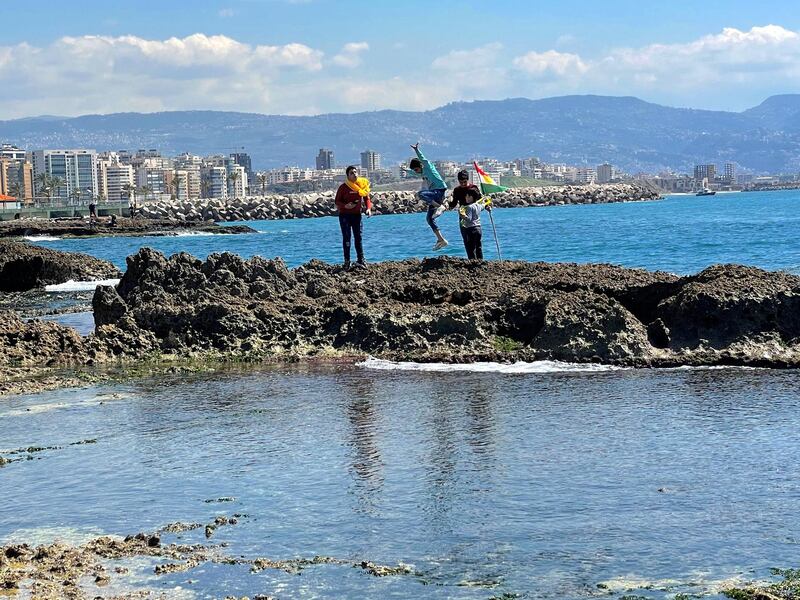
2, 1, 800, 119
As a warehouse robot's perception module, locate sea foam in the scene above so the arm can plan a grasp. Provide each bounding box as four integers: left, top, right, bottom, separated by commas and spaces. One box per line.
24, 235, 61, 241
357, 356, 624, 373
45, 278, 120, 292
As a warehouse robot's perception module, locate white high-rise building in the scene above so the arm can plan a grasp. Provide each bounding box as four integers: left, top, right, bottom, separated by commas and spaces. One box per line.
30, 149, 99, 200
227, 164, 247, 198
201, 165, 228, 198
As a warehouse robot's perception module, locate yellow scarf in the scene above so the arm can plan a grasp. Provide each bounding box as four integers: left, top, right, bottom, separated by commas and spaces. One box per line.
345, 177, 370, 197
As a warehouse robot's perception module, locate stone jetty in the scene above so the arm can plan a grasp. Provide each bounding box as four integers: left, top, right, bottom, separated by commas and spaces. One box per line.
134, 184, 660, 222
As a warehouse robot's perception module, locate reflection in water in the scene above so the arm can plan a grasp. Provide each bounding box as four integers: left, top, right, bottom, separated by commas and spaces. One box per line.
343, 374, 384, 515
3, 365, 800, 599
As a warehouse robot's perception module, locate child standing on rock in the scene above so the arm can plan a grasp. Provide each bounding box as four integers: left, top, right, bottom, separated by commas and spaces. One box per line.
406, 143, 449, 251
458, 187, 492, 260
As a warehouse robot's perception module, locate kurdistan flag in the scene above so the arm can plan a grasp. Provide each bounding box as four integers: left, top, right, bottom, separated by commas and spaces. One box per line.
473, 161, 509, 195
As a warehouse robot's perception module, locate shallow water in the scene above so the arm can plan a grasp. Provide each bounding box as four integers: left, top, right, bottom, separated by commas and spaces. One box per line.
3, 364, 800, 598
29, 190, 800, 275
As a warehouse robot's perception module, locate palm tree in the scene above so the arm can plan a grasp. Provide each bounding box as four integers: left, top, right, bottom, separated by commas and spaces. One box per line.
8, 181, 21, 200
122, 183, 136, 203
227, 171, 240, 198
50, 176, 65, 201
257, 173, 267, 196
172, 176, 182, 201
35, 173, 52, 201
139, 185, 153, 203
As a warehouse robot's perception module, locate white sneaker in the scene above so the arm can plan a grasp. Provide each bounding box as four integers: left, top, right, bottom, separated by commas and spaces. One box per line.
432, 204, 447, 219
433, 239, 449, 251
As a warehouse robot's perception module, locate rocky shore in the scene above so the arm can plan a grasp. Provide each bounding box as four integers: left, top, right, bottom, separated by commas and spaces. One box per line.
0, 519, 414, 598
0, 216, 257, 238
0, 240, 120, 292
133, 183, 660, 221
84, 251, 800, 368
3, 248, 799, 395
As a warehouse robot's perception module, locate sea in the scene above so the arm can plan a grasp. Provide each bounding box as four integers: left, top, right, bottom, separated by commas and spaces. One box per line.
3, 190, 800, 599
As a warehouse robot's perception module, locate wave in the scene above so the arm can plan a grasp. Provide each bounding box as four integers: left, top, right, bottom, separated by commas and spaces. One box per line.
170, 231, 215, 237
24, 235, 61, 241
45, 278, 120, 292
357, 356, 624, 373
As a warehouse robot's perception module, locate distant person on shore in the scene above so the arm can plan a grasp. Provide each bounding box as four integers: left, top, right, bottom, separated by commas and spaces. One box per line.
88, 198, 97, 224
458, 187, 492, 260
450, 169, 481, 209
406, 143, 449, 250
335, 165, 372, 269
128, 197, 136, 218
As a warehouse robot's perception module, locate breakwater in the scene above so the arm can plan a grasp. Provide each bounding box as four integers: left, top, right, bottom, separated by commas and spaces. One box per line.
135, 184, 660, 222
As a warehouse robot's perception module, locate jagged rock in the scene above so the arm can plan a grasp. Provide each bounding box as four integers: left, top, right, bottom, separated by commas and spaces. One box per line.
0, 240, 120, 291
86, 250, 800, 368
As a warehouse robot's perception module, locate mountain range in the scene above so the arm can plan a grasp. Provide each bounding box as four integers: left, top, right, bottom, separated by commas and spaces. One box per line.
2, 94, 800, 173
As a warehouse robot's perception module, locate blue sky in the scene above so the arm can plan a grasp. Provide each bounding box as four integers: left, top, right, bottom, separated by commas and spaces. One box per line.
1, 0, 800, 118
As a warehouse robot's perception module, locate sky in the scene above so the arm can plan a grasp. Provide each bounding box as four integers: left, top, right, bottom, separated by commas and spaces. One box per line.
1, 0, 800, 119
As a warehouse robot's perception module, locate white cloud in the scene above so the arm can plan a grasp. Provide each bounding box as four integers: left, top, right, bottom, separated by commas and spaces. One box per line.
218, 8, 236, 17
511, 24, 800, 97
2, 26, 800, 119
513, 50, 588, 78
431, 42, 503, 71
331, 42, 369, 68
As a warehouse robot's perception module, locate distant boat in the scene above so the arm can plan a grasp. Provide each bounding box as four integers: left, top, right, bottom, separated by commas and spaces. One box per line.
696, 188, 716, 196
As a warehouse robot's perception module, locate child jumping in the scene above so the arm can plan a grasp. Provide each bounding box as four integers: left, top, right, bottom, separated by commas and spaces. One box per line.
459, 187, 492, 260
407, 143, 449, 250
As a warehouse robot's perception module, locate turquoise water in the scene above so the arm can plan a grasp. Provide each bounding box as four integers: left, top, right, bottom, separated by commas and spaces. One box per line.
30, 190, 800, 275
7, 189, 800, 598
3, 365, 800, 598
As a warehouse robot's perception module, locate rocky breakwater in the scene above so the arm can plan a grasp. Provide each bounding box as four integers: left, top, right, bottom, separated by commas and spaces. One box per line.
89, 249, 800, 368
135, 183, 661, 222
0, 240, 120, 292
0, 216, 256, 238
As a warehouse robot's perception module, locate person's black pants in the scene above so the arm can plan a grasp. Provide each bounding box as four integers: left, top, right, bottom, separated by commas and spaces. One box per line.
461, 226, 483, 260
339, 213, 364, 263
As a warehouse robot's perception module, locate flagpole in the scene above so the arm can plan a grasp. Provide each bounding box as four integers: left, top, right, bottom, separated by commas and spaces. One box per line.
487, 199, 502, 261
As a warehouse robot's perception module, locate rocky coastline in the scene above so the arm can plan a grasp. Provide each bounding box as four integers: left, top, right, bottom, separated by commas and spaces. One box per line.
0, 240, 120, 292
3, 247, 800, 396
133, 183, 660, 221
0, 216, 257, 238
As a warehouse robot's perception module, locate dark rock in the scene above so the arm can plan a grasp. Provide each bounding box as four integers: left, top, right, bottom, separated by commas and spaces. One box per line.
84, 249, 800, 367
0, 240, 120, 291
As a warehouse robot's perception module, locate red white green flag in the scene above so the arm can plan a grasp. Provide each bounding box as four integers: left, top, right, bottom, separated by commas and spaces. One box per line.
473, 161, 508, 195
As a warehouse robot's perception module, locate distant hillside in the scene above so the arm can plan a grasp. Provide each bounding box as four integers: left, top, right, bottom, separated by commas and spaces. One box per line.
2, 94, 800, 173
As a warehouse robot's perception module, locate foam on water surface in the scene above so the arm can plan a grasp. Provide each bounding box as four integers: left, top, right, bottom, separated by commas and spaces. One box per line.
358, 356, 624, 373
44, 278, 120, 292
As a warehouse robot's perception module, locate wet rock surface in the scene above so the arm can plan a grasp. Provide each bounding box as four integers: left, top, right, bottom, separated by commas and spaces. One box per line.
0, 518, 418, 598
87, 249, 800, 368
0, 240, 120, 292
0, 217, 256, 238
131, 184, 660, 222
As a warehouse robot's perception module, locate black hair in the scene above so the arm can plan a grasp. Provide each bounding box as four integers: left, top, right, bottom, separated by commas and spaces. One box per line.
457, 169, 469, 180
346, 165, 358, 176
464, 188, 481, 201
409, 158, 422, 170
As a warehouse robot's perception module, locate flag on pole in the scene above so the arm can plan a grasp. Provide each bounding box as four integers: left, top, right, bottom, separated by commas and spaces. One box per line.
473, 161, 508, 195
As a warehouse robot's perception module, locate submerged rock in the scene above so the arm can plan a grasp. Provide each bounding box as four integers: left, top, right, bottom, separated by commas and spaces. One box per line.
87, 250, 800, 368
